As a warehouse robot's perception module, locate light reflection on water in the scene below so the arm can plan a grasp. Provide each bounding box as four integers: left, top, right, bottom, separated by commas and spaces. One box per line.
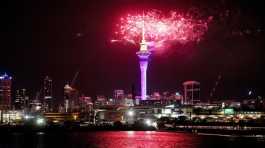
82, 131, 200, 148
0, 131, 264, 148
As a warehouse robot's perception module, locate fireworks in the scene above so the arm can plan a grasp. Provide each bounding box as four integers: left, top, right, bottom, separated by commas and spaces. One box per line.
113, 10, 210, 48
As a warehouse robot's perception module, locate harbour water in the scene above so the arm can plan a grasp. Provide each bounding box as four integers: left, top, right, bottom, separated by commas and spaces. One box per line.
0, 131, 264, 148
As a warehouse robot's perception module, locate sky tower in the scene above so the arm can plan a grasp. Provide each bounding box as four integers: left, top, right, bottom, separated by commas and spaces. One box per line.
136, 20, 151, 100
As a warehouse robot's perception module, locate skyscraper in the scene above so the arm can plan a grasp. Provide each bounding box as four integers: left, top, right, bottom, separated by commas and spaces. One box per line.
43, 76, 53, 112
14, 88, 27, 110
0, 73, 12, 110
183, 81, 200, 105
43, 76, 52, 99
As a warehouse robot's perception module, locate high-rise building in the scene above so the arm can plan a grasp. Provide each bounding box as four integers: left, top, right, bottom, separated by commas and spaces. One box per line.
14, 88, 27, 110
43, 76, 53, 112
183, 81, 200, 105
0, 73, 12, 110
43, 76, 52, 99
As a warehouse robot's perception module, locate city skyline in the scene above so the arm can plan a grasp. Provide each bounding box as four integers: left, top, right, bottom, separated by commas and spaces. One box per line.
0, 1, 265, 147
1, 0, 265, 100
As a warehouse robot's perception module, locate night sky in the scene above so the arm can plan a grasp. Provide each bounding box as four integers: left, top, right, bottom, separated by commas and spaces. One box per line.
1, 0, 265, 101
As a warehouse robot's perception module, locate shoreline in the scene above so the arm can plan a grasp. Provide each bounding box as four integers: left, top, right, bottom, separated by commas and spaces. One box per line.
1, 125, 265, 137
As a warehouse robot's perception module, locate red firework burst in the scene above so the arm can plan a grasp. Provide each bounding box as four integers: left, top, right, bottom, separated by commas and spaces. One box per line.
113, 10, 210, 48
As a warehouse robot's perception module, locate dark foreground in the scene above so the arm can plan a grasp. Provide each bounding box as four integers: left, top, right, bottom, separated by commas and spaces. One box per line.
0, 131, 265, 148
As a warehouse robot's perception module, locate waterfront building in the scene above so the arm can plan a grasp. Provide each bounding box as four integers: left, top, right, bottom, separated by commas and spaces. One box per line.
113, 89, 125, 105
0, 73, 12, 110
79, 95, 93, 112
94, 95, 108, 107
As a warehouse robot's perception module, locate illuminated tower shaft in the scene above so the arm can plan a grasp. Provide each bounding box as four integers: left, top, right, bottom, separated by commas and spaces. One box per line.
137, 38, 151, 100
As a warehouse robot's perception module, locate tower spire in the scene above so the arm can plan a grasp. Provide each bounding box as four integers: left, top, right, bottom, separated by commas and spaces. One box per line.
142, 12, 145, 42
140, 11, 148, 52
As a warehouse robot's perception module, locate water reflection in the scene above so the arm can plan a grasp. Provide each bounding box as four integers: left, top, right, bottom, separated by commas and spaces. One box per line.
74, 131, 203, 148
37, 132, 44, 148
1, 131, 265, 148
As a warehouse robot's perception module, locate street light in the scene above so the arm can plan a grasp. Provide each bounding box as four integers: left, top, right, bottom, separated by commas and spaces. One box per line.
36, 117, 45, 126
24, 115, 30, 120
127, 110, 134, 117
36, 106, 41, 111
145, 119, 152, 126
248, 90, 253, 96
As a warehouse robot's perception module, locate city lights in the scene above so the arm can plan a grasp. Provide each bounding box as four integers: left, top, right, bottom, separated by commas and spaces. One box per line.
73, 115, 78, 120
36, 117, 45, 126
1, 1, 265, 147
248, 90, 253, 96
24, 115, 34, 120
127, 110, 135, 116
24, 115, 30, 120
35, 106, 41, 111
145, 119, 152, 126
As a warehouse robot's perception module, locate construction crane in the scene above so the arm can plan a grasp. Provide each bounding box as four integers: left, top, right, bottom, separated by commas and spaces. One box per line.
71, 71, 79, 88
64, 71, 79, 113
209, 74, 222, 102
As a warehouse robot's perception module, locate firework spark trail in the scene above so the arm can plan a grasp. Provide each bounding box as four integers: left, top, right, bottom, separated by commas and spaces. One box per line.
113, 10, 210, 48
